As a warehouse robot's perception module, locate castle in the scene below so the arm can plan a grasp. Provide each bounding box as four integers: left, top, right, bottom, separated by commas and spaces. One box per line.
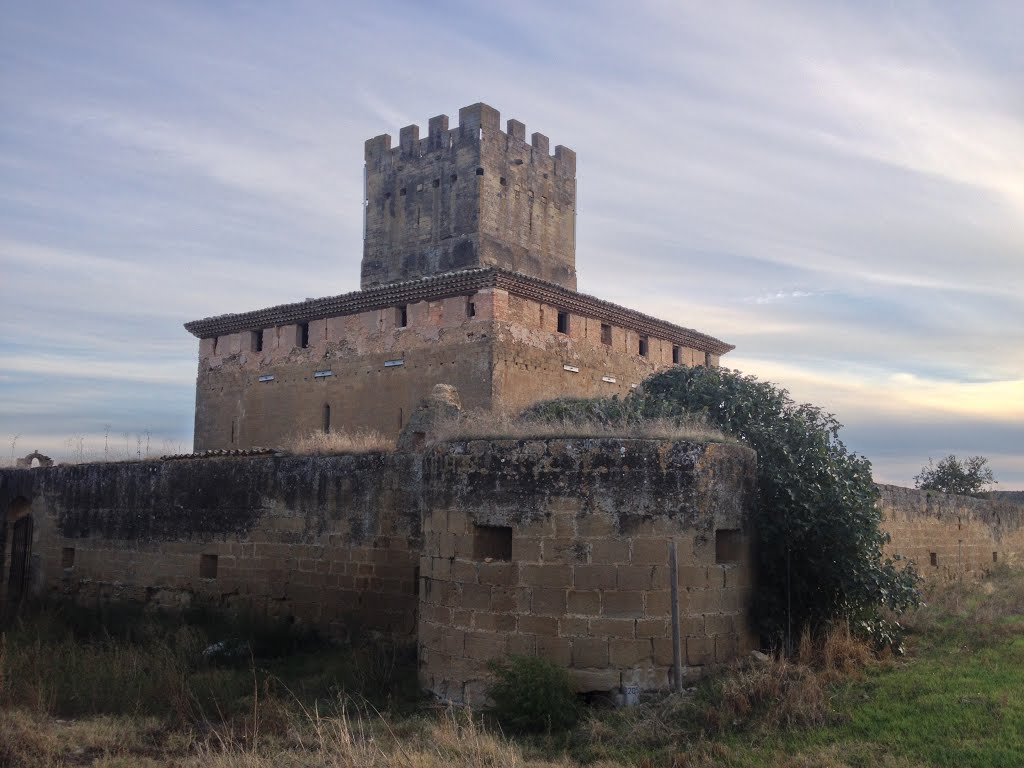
2, 104, 1021, 706
185, 103, 732, 450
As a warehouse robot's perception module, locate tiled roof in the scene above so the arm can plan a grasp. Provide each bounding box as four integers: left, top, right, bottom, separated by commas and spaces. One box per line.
183, 267, 734, 355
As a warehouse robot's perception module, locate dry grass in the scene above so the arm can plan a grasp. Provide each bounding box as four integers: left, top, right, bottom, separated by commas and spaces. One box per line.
428, 409, 728, 444
283, 429, 394, 455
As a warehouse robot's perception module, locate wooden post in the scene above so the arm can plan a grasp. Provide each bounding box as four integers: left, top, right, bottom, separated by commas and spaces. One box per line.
669, 539, 683, 692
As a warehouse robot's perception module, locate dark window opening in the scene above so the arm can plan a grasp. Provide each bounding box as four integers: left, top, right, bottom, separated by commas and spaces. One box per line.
230, 420, 235, 444
993, 551, 999, 563
397, 305, 408, 327
672, 345, 681, 365
473, 524, 512, 562
467, 300, 476, 318
476, 167, 484, 176
7, 514, 33, 605
930, 552, 938, 567
639, 335, 649, 357
432, 178, 440, 188
398, 408, 404, 429
557, 311, 570, 334
399, 187, 407, 196
200, 554, 218, 579
413, 566, 420, 595
500, 176, 507, 186
450, 174, 457, 183
715, 529, 742, 564
62, 547, 76, 569
323, 404, 331, 434
601, 323, 612, 345
254, 330, 263, 352
212, 337, 219, 355
299, 323, 310, 348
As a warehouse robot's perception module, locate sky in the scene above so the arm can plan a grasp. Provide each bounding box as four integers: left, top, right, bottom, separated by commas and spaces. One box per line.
1, 1, 1021, 488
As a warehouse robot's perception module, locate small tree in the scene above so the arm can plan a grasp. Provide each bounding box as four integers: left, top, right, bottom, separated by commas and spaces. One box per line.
637, 366, 920, 646
914, 455, 996, 497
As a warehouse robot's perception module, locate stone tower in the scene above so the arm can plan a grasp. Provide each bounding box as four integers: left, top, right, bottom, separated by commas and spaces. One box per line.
361, 103, 577, 290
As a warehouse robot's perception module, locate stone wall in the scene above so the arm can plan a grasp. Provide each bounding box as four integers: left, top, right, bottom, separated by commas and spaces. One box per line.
418, 439, 758, 705
879, 484, 1024, 580
0, 454, 421, 634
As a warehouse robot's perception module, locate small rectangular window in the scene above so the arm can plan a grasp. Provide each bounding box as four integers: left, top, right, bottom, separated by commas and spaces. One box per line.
500, 176, 507, 186
61, 547, 76, 569
473, 524, 512, 562
467, 300, 476, 318
601, 323, 612, 345
400, 187, 407, 196
930, 552, 938, 567
672, 345, 681, 365
432, 178, 440, 188
639, 335, 649, 357
200, 554, 218, 579
715, 530, 742, 564
254, 329, 264, 352
299, 323, 310, 349
993, 552, 999, 563
476, 167, 484, 176
397, 305, 408, 327
323, 404, 331, 434
557, 311, 570, 334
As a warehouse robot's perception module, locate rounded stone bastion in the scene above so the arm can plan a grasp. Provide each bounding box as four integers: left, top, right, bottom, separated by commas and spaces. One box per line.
417, 437, 759, 706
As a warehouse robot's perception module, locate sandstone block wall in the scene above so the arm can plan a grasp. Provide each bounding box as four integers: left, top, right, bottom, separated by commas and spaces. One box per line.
879, 484, 1024, 581
0, 455, 421, 634
362, 103, 576, 290
418, 438, 758, 705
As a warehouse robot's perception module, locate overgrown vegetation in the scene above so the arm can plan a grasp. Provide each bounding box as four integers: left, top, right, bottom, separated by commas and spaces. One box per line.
2, 569, 1023, 766
428, 401, 727, 444
486, 655, 579, 733
914, 453, 997, 497
282, 428, 395, 455
636, 366, 922, 646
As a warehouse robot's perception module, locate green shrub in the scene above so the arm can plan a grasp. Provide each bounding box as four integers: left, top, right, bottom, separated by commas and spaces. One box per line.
486, 655, 579, 733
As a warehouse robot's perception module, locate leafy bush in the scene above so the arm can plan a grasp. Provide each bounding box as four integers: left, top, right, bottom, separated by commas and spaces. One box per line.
486, 655, 579, 733
914, 454, 996, 497
636, 366, 921, 645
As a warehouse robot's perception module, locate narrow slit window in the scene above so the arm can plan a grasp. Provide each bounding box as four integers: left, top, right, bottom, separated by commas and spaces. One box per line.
672, 345, 681, 365
930, 552, 938, 567
61, 547, 76, 569
299, 323, 310, 349
993, 552, 999, 563
557, 311, 570, 334
473, 524, 512, 562
230, 420, 235, 444
639, 335, 649, 357
715, 529, 742, 564
323, 404, 331, 434
397, 305, 408, 327
254, 329, 263, 352
200, 554, 218, 579
601, 323, 612, 346
467, 300, 476, 318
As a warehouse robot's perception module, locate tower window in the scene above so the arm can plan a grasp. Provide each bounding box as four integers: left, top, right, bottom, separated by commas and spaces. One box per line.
299, 323, 310, 348
397, 305, 408, 327
253, 330, 264, 352
473, 524, 512, 562
399, 187, 407, 196
432, 178, 440, 188
557, 311, 570, 334
930, 552, 938, 567
601, 324, 612, 345
672, 345, 681, 364
467, 300, 476, 318
639, 336, 649, 357
500, 176, 507, 186
476, 167, 484, 176
62, 547, 76, 569
323, 404, 331, 434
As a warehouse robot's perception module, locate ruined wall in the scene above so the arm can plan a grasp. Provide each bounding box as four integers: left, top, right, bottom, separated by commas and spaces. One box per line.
193, 287, 704, 451
418, 439, 758, 705
879, 484, 1024, 580
0, 455, 421, 634
362, 103, 576, 290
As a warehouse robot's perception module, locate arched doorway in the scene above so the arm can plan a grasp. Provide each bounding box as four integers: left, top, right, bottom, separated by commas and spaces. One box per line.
3, 497, 33, 611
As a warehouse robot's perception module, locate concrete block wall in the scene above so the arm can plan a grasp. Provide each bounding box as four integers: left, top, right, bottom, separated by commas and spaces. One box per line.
418, 438, 759, 705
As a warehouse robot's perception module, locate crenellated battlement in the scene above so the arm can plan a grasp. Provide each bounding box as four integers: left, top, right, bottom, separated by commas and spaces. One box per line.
361, 102, 577, 290
364, 102, 575, 178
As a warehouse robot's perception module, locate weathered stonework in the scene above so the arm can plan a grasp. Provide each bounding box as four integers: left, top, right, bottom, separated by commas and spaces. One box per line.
879, 484, 1024, 579
0, 438, 758, 702
184, 104, 733, 452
